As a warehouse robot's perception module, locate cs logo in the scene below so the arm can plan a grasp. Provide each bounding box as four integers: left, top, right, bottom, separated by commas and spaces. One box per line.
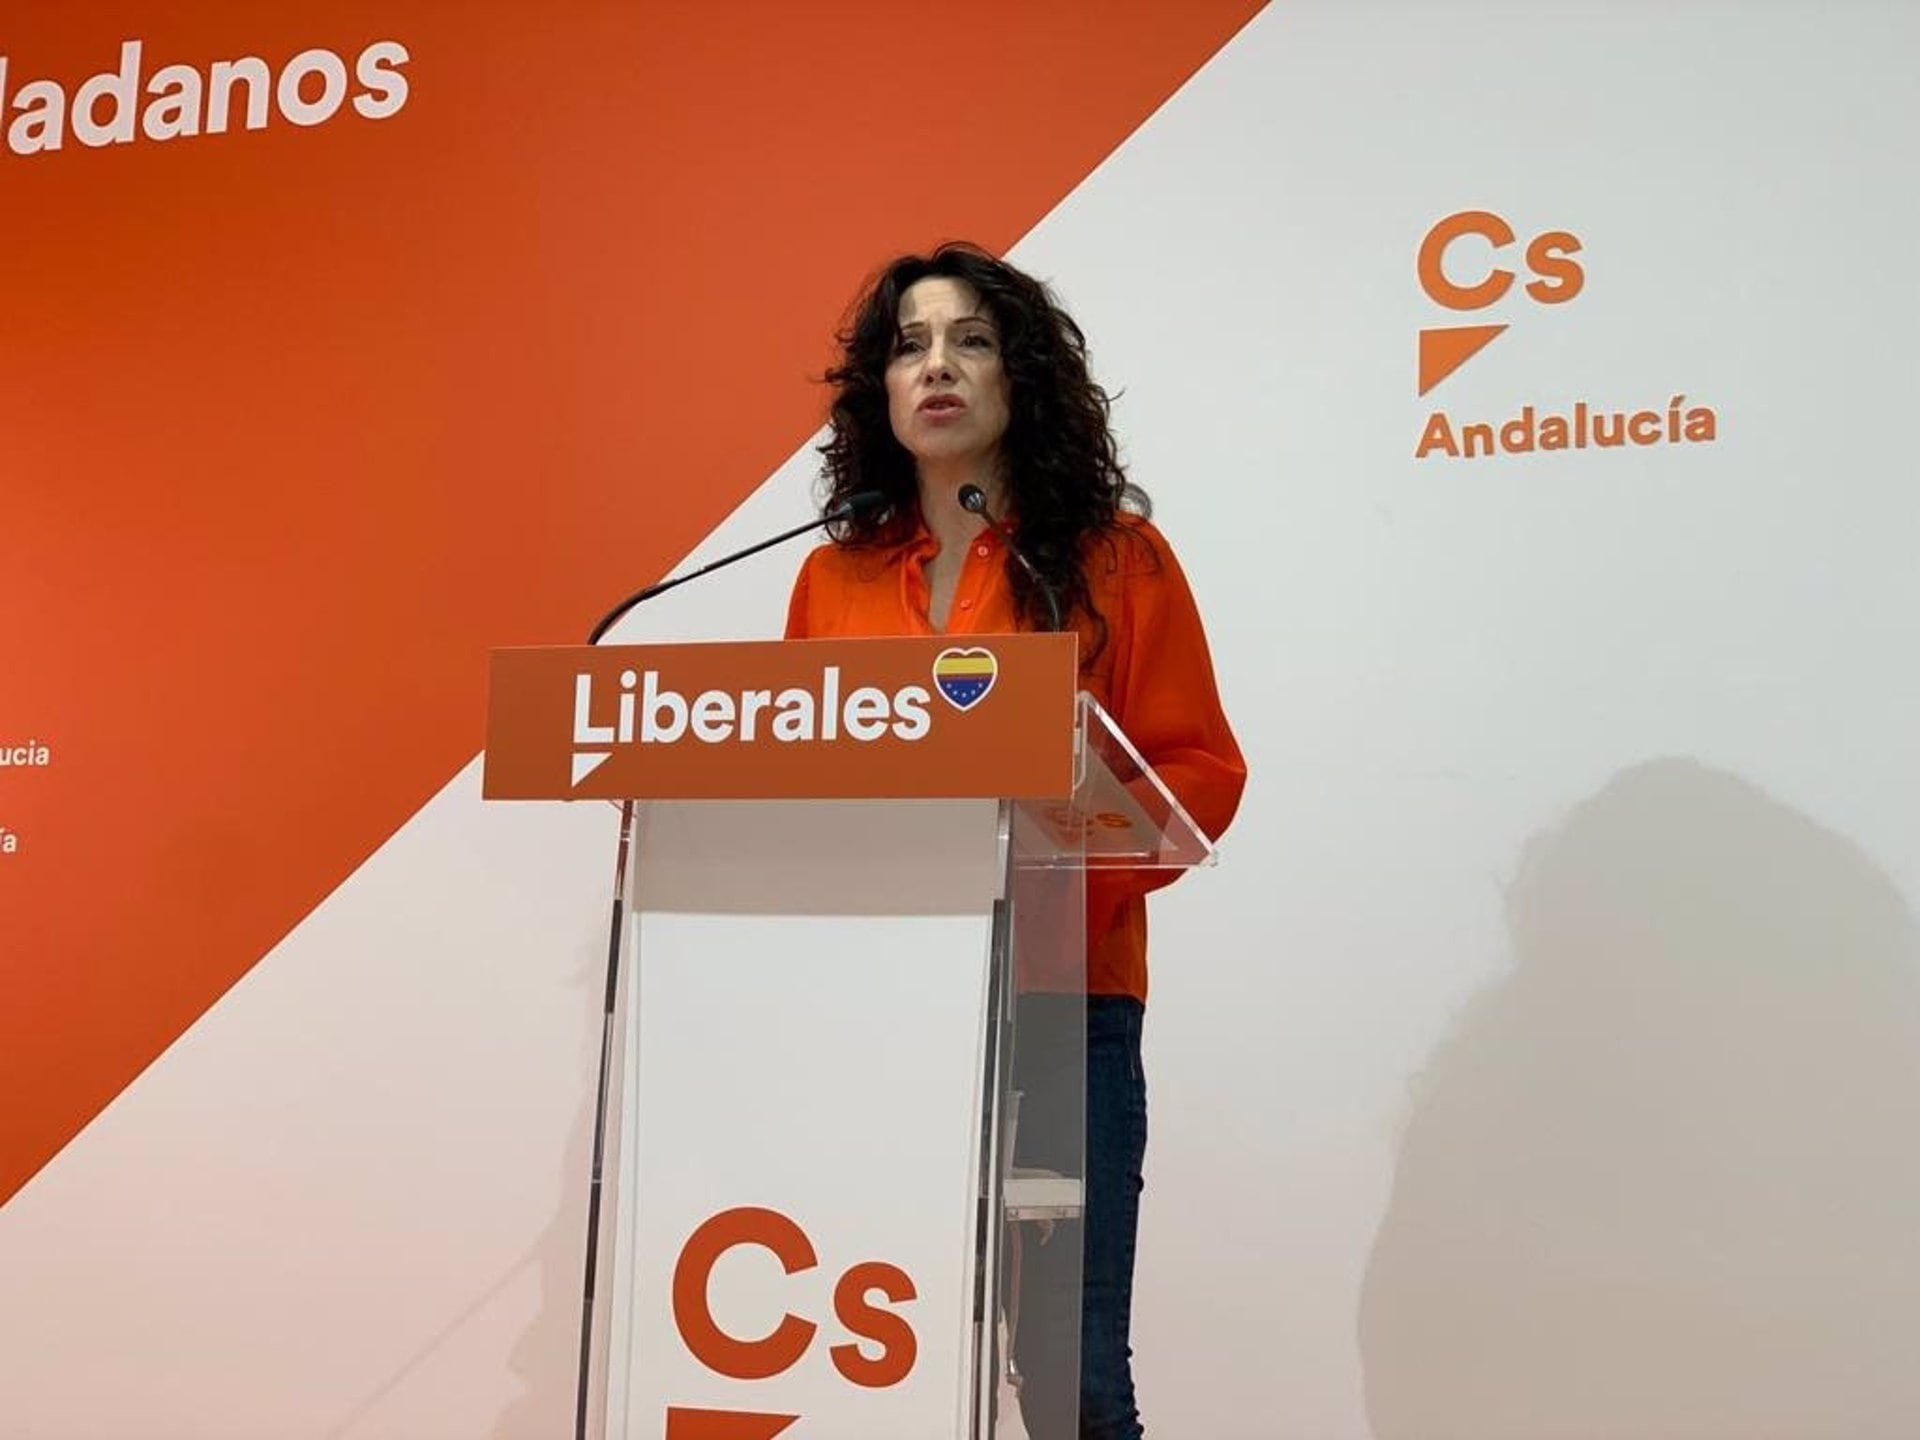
663, 1206, 918, 1438
1417, 210, 1584, 395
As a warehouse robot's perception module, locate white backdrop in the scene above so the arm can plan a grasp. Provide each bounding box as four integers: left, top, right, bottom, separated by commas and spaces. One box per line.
1046, 3, 1920, 1434
4, 3, 1919, 1436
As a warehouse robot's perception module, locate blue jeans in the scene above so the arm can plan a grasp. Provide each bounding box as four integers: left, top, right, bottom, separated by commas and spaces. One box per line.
1011, 995, 1149, 1439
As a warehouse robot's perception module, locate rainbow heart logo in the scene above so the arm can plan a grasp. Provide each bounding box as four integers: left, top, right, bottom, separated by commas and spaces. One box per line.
932, 647, 998, 711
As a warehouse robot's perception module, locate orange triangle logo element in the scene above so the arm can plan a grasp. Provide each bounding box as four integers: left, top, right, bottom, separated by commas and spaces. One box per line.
665, 1409, 798, 1440
1418, 323, 1508, 395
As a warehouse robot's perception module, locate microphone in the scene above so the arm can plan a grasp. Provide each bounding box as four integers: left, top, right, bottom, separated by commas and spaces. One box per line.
958, 484, 1062, 633
586, 489, 885, 644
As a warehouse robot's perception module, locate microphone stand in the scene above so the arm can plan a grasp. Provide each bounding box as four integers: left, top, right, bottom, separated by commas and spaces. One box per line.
587, 493, 878, 644
957, 484, 1062, 633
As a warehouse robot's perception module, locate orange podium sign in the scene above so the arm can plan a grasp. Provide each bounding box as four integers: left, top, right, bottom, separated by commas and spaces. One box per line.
482, 633, 1078, 801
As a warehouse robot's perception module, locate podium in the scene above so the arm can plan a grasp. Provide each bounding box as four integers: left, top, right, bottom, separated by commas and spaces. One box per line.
484, 634, 1215, 1440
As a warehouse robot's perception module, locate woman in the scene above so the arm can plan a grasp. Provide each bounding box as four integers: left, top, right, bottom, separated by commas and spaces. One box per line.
785, 242, 1246, 1439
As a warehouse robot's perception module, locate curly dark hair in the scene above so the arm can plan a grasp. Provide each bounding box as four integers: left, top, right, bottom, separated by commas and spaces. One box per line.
817, 241, 1149, 658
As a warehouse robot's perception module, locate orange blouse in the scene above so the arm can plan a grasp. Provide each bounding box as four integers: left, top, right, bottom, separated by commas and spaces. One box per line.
784, 513, 1247, 1002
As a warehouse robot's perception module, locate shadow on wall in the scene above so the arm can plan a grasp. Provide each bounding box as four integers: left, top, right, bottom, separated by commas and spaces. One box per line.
1359, 758, 1920, 1440
490, 960, 600, 1440
321, 935, 599, 1440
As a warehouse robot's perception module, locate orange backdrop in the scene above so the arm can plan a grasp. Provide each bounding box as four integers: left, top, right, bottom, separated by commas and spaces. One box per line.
0, 0, 1266, 1203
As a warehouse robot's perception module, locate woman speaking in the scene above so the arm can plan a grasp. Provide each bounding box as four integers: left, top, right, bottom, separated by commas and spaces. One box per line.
786, 242, 1246, 1440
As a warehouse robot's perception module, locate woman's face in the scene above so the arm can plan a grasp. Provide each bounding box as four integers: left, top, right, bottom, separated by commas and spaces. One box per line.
884, 276, 1011, 471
